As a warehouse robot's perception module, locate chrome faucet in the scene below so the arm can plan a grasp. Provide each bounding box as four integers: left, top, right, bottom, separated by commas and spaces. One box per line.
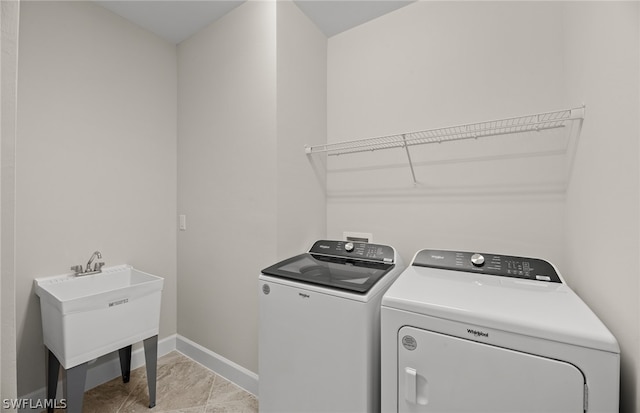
71, 251, 105, 276
86, 250, 102, 272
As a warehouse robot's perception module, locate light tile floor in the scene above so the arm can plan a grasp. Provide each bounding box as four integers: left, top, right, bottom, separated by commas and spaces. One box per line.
79, 351, 258, 413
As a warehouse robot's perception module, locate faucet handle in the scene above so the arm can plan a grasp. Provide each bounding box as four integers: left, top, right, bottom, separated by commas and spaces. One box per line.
94, 262, 105, 272
70, 265, 83, 274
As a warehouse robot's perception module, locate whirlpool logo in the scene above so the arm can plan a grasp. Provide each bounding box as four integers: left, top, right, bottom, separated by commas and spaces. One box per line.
467, 328, 489, 338
299, 293, 310, 299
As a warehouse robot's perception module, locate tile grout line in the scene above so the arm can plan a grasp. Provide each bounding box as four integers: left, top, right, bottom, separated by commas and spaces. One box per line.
115, 371, 140, 413
115, 380, 135, 413
203, 373, 219, 413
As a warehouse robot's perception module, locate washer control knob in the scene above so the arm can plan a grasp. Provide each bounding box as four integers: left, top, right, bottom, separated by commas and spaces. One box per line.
471, 253, 485, 267
345, 242, 354, 252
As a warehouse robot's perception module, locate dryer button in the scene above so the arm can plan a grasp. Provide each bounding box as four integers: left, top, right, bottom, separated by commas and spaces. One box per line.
471, 253, 485, 267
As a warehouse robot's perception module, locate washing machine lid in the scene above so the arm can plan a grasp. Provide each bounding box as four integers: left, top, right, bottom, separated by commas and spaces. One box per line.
261, 240, 396, 294
382, 249, 619, 353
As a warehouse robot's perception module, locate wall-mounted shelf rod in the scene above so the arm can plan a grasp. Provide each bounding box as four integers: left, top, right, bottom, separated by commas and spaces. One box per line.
305, 106, 585, 157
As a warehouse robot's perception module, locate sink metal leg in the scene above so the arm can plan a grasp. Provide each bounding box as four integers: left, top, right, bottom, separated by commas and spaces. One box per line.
46, 349, 60, 413
118, 345, 133, 383
143, 335, 158, 408
45, 337, 158, 411
65, 362, 88, 413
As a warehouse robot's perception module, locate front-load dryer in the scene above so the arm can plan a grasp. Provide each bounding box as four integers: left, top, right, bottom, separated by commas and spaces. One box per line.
381, 249, 619, 412
260, 240, 404, 413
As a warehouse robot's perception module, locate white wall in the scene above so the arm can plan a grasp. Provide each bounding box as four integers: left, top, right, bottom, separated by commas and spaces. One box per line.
327, 1, 567, 265
327, 1, 640, 410
177, 0, 327, 375
12, 0, 326, 397
276, 0, 327, 259
16, 1, 177, 396
563, 3, 640, 411
1, 0, 20, 405
177, 1, 278, 375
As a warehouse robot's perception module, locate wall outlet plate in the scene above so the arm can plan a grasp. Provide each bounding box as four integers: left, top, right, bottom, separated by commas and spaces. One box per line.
343, 231, 373, 243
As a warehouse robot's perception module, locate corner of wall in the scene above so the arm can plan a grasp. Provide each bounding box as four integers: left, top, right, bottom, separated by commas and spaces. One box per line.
1, 0, 20, 403
275, 0, 327, 258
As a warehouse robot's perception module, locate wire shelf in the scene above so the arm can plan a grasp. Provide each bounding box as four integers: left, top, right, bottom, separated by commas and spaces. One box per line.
305, 106, 584, 157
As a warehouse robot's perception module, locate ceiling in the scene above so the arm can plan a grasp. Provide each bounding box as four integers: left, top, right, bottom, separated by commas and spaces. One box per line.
96, 1, 414, 44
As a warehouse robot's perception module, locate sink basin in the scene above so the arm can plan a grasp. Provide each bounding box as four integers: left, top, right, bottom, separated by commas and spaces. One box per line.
34, 264, 163, 368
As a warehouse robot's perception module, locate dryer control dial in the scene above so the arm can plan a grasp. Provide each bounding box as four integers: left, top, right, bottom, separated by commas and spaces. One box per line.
344, 242, 354, 252
471, 253, 485, 267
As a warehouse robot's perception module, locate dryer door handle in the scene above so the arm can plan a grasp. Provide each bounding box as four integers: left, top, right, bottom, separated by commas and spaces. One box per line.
404, 367, 417, 404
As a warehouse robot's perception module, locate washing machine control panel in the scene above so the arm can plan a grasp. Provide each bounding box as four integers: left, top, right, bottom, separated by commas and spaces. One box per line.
309, 240, 395, 263
412, 249, 561, 283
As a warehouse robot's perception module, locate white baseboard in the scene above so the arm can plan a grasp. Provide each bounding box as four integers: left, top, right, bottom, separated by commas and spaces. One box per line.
176, 335, 258, 396
18, 334, 258, 412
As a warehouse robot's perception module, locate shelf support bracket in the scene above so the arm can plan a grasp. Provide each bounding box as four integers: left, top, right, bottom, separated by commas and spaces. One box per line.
563, 104, 586, 190
402, 134, 417, 185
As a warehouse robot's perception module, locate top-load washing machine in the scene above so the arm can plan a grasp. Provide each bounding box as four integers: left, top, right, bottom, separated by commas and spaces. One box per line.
259, 240, 404, 413
381, 249, 619, 413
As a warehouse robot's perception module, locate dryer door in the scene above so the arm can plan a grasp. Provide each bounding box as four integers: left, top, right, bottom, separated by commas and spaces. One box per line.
398, 326, 585, 412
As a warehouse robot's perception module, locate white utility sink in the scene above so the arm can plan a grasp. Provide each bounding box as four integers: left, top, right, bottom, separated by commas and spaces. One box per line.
35, 265, 163, 368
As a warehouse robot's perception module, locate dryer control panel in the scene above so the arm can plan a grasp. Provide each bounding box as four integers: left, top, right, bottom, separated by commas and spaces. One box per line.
309, 240, 395, 263
412, 249, 561, 283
